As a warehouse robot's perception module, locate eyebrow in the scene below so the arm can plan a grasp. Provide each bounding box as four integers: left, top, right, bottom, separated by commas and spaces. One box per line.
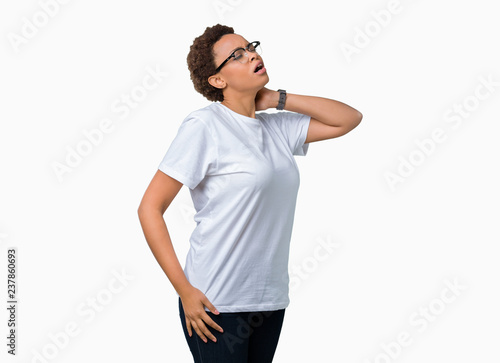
228, 43, 249, 54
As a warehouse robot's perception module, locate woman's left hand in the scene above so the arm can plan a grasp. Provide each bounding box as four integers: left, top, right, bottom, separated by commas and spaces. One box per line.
255, 87, 279, 111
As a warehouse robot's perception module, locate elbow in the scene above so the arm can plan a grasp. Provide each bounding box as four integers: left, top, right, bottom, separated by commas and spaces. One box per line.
137, 202, 150, 219
355, 110, 363, 125
347, 110, 362, 132
353, 111, 362, 129
138, 201, 166, 218
137, 204, 145, 220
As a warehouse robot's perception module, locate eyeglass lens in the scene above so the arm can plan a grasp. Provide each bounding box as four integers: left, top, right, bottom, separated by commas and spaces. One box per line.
233, 43, 261, 63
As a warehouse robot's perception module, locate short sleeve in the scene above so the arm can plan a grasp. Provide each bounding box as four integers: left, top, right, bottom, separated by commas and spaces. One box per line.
158, 117, 217, 190
275, 111, 311, 156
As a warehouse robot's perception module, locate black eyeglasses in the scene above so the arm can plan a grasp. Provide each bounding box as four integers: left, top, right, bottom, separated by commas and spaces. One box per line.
214, 41, 261, 73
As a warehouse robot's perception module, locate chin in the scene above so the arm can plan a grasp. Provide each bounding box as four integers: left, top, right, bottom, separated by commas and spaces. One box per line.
260, 74, 270, 86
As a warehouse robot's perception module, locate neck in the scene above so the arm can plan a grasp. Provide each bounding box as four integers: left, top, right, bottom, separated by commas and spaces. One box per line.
221, 90, 257, 119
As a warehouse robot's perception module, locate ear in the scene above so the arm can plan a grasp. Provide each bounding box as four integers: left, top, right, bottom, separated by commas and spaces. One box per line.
208, 74, 226, 90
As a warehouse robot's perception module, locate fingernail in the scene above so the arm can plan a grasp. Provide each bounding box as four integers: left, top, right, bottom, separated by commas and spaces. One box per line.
214, 309, 219, 314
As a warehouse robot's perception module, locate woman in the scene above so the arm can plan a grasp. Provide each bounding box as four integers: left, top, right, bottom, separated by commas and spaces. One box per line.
138, 24, 362, 362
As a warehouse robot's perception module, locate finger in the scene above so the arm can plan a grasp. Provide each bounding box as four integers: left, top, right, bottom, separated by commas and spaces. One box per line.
200, 299, 223, 333
197, 319, 217, 343
185, 318, 192, 337
202, 296, 220, 315
191, 321, 208, 343
203, 313, 224, 333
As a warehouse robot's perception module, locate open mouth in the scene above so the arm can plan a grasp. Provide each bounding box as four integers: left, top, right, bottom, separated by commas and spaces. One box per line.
254, 63, 264, 73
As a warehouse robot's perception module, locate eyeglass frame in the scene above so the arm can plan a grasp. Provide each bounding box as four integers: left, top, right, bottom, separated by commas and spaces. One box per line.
213, 41, 261, 74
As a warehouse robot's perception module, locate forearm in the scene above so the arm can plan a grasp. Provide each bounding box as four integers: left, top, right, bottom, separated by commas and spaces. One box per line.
261, 88, 362, 128
138, 209, 192, 297
284, 93, 362, 127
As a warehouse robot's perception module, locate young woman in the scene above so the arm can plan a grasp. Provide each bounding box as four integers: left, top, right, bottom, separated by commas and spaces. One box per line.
138, 24, 362, 362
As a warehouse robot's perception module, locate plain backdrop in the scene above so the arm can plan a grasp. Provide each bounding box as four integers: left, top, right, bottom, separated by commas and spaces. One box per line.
1, 0, 499, 362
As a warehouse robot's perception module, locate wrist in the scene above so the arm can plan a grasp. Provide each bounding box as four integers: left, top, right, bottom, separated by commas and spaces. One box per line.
276, 89, 287, 110
268, 90, 280, 109
175, 280, 194, 298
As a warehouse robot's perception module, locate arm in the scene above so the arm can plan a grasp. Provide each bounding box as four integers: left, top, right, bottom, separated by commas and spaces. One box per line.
137, 170, 223, 343
137, 170, 190, 296
255, 87, 363, 143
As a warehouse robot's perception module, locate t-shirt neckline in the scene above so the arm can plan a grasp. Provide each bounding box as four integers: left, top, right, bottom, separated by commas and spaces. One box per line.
215, 102, 262, 124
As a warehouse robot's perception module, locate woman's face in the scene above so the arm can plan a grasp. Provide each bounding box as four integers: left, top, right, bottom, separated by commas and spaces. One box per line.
211, 33, 269, 94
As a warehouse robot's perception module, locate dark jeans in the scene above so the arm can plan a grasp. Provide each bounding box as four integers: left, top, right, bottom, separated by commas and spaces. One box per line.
178, 297, 286, 363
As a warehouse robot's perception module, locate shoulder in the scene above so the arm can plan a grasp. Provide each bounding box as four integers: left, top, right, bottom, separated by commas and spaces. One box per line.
257, 110, 308, 122
181, 103, 222, 129
175, 103, 221, 141
256, 111, 282, 130
256, 110, 281, 122
257, 111, 309, 128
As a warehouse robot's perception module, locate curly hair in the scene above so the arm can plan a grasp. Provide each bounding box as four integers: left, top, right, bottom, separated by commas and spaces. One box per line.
187, 24, 235, 102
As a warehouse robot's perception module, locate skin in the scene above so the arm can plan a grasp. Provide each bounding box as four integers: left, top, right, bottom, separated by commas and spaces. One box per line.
137, 33, 363, 344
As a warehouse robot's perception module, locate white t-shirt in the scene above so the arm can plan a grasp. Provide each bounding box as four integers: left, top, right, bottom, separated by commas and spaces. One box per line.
158, 102, 311, 312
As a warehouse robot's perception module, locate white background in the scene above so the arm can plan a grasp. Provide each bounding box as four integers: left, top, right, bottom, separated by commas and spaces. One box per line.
1, 0, 499, 362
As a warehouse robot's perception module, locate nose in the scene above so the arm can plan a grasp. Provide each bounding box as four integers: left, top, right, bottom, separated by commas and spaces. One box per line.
249, 52, 258, 62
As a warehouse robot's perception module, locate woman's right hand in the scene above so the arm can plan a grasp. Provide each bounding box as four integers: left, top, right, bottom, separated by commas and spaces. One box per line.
180, 286, 224, 343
